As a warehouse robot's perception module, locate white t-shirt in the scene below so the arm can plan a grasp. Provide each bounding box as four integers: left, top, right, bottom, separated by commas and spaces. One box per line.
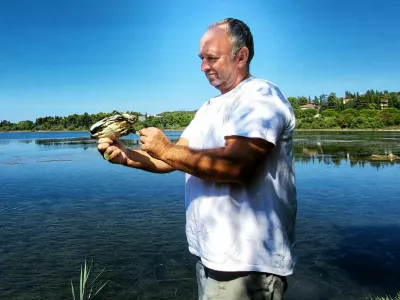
181, 77, 297, 276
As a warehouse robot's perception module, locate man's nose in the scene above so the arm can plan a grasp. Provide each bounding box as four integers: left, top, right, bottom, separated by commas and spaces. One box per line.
201, 59, 210, 72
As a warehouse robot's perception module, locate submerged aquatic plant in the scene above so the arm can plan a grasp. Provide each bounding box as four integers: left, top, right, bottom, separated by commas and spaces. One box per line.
71, 259, 108, 300
370, 292, 400, 300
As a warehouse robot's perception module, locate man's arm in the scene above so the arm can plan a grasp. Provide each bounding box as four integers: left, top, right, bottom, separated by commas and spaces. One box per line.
140, 128, 272, 184
161, 137, 272, 183
126, 137, 189, 173
98, 137, 189, 173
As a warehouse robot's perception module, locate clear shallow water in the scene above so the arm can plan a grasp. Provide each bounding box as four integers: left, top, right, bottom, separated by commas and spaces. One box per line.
0, 131, 399, 300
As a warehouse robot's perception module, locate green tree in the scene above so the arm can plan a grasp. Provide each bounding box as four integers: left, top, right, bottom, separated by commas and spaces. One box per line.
327, 93, 338, 110
322, 109, 339, 117
354, 95, 369, 110
359, 109, 377, 118
287, 97, 299, 109
313, 96, 320, 106
297, 96, 309, 106
16, 120, 34, 131
300, 109, 317, 118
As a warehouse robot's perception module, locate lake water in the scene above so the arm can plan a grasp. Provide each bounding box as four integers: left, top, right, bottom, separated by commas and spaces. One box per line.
0, 131, 399, 300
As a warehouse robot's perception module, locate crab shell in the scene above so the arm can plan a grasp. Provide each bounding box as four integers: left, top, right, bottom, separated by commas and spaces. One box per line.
89, 113, 137, 139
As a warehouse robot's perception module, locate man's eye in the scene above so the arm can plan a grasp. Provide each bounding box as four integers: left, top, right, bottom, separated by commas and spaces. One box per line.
199, 56, 218, 61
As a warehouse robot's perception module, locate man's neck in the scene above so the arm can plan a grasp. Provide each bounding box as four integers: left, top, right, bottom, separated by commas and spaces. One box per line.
220, 73, 251, 95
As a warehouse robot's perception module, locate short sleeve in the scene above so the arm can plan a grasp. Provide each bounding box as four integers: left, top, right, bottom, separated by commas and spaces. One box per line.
181, 118, 198, 142
180, 105, 205, 142
223, 93, 287, 146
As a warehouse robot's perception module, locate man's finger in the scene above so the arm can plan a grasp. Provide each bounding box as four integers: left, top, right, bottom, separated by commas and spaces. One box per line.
98, 143, 111, 151
98, 137, 113, 144
139, 136, 146, 144
108, 148, 121, 161
105, 146, 119, 154
140, 128, 149, 136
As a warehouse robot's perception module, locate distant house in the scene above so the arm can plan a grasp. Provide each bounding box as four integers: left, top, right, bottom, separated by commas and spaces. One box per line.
380, 98, 389, 110
343, 98, 351, 104
300, 104, 317, 110
138, 115, 146, 122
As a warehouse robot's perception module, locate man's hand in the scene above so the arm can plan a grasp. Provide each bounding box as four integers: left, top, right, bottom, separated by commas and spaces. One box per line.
139, 127, 172, 160
97, 138, 128, 165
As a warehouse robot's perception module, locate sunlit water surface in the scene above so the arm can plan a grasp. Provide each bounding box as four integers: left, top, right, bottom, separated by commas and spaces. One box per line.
0, 131, 399, 300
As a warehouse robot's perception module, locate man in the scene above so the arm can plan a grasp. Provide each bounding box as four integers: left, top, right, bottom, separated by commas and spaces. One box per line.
98, 18, 297, 300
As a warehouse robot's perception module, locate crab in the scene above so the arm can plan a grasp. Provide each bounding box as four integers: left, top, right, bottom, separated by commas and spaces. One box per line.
89, 112, 137, 140
89, 112, 138, 160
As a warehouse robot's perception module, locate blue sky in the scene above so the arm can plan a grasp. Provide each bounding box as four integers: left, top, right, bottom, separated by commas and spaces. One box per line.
1, 0, 399, 122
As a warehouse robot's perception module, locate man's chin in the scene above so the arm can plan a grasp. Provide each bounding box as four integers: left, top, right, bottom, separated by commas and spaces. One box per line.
207, 78, 222, 87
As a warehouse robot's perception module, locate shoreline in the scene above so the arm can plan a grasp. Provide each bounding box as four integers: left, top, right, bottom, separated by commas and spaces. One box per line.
0, 130, 90, 133
294, 128, 400, 132
2, 128, 400, 133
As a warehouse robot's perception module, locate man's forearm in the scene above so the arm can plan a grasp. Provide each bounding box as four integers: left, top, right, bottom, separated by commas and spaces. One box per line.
160, 144, 250, 183
125, 149, 175, 173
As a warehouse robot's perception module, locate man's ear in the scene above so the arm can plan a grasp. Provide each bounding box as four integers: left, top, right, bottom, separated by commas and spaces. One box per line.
237, 47, 249, 68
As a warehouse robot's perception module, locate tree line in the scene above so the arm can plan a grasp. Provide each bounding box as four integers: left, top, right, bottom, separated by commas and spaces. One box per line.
289, 89, 400, 129
0, 110, 196, 132
1, 89, 400, 132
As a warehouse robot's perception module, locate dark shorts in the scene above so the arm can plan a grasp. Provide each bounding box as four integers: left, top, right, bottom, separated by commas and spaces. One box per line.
196, 260, 287, 300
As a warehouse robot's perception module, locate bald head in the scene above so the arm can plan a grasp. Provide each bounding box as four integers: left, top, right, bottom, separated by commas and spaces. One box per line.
198, 22, 251, 94
200, 26, 231, 60
208, 18, 254, 69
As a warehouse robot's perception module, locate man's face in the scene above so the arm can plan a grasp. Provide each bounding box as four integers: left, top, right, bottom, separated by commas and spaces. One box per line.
199, 26, 239, 92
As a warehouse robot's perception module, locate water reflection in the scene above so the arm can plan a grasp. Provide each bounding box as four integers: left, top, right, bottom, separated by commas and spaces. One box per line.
0, 139, 11, 145
18, 139, 33, 144
295, 142, 400, 168
30, 135, 400, 168
34, 136, 96, 146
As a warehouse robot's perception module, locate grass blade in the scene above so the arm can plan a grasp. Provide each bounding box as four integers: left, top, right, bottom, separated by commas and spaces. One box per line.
80, 264, 84, 300
72, 258, 108, 300
71, 280, 76, 300
92, 280, 109, 298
